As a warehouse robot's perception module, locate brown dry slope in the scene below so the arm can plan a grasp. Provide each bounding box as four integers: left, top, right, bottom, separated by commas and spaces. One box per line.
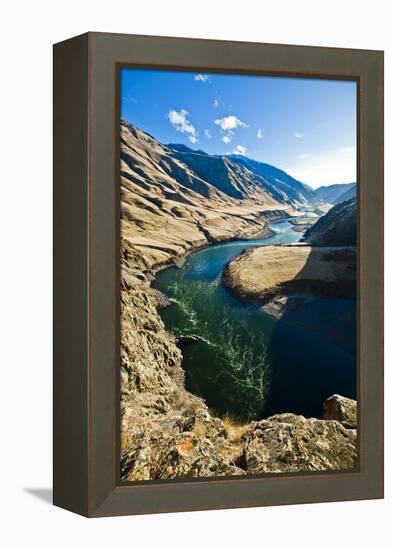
120, 120, 291, 268
222, 244, 356, 304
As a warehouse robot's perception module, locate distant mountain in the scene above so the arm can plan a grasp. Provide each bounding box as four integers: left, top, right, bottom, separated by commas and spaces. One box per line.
226, 155, 321, 207
335, 185, 356, 204
169, 149, 277, 202
303, 198, 356, 246
315, 183, 356, 205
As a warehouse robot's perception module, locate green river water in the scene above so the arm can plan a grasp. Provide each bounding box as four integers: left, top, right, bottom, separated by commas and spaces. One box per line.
152, 219, 356, 421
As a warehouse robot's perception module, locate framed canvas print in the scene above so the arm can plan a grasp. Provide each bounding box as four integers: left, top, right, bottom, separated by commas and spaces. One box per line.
53, 32, 384, 517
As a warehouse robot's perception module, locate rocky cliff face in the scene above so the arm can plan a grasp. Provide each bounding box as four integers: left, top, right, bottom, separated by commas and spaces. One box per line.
303, 198, 356, 246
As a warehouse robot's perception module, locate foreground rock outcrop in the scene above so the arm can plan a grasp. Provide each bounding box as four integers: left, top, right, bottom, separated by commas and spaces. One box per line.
244, 406, 356, 473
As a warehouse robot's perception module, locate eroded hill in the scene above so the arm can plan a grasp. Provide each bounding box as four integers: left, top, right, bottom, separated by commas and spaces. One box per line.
303, 198, 356, 246
120, 120, 324, 268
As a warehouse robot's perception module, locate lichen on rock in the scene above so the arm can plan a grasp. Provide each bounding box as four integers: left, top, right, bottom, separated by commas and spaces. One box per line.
242, 412, 357, 473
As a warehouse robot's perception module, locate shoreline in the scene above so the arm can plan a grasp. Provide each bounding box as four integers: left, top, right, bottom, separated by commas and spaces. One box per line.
221, 244, 356, 310
147, 211, 288, 281
148, 215, 285, 312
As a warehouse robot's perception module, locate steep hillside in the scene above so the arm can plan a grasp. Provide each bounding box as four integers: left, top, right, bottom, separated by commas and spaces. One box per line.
315, 183, 356, 205
171, 150, 279, 202
227, 155, 322, 206
120, 120, 290, 268
303, 198, 356, 246
120, 120, 327, 268
335, 184, 356, 204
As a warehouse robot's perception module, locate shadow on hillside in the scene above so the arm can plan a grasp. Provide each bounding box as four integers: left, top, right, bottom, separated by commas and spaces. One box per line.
261, 245, 357, 420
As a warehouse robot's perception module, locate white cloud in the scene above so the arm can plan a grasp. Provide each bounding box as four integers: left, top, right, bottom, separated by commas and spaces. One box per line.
204, 129, 212, 139
214, 115, 248, 131
233, 145, 247, 155
194, 73, 209, 83
294, 131, 304, 138
168, 109, 198, 143
123, 95, 137, 104
298, 153, 310, 159
256, 129, 264, 139
213, 99, 220, 107
215, 115, 248, 145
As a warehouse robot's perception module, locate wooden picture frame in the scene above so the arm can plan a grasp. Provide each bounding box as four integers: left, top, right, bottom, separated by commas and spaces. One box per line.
53, 32, 384, 517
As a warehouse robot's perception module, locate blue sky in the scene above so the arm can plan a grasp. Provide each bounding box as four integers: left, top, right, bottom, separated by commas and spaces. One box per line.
120, 68, 357, 188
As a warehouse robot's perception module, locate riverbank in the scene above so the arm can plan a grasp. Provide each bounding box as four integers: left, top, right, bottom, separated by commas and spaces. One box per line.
123, 208, 287, 275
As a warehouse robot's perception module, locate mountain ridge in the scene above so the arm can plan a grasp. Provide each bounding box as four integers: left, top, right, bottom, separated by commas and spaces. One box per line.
122, 119, 323, 206
315, 182, 356, 205
226, 154, 320, 206
120, 119, 326, 267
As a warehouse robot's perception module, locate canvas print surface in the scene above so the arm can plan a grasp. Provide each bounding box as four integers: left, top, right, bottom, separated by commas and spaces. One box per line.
119, 69, 357, 482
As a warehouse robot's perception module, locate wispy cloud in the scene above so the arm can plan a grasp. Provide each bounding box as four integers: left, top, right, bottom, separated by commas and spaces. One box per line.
222, 135, 232, 144
298, 153, 310, 159
232, 145, 247, 155
256, 128, 264, 139
123, 95, 137, 104
168, 109, 198, 143
294, 131, 304, 138
204, 129, 212, 139
194, 73, 209, 83
213, 97, 224, 108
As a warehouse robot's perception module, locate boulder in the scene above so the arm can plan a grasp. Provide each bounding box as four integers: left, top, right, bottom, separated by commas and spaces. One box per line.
175, 334, 201, 347
323, 394, 357, 428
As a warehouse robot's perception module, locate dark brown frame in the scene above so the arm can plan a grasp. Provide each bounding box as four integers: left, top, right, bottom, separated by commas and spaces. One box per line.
53, 32, 384, 517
